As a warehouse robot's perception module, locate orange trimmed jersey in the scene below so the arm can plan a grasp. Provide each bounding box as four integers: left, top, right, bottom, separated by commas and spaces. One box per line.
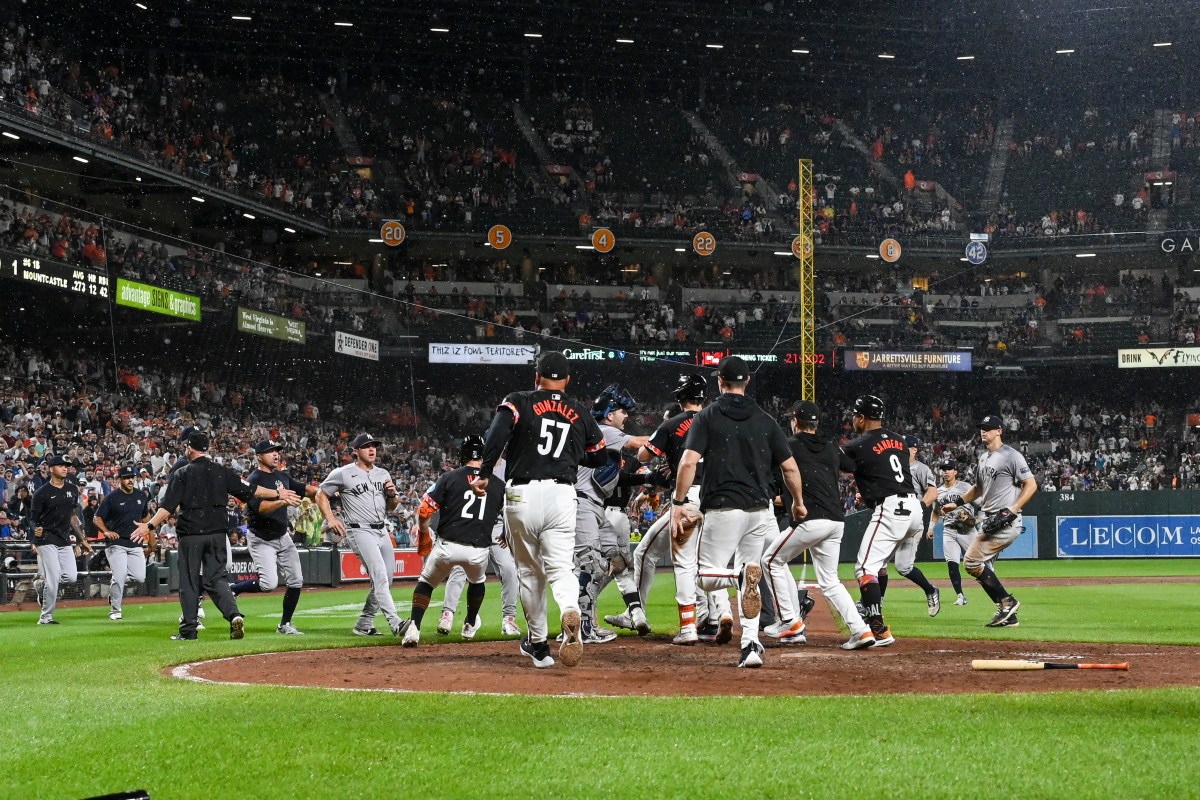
496, 389, 604, 484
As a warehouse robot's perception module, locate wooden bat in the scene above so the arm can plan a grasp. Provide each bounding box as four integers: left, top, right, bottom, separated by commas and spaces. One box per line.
972, 659, 1129, 671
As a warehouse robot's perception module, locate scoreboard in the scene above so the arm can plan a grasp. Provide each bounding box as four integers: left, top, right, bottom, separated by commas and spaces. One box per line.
4, 254, 111, 299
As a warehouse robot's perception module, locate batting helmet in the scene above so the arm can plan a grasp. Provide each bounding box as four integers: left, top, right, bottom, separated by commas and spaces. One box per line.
672, 373, 708, 403
459, 434, 486, 462
592, 384, 637, 420
851, 395, 885, 419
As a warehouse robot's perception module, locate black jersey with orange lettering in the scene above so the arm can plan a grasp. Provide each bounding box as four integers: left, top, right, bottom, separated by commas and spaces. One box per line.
487, 389, 605, 483
422, 466, 506, 547
839, 428, 914, 506
645, 409, 704, 484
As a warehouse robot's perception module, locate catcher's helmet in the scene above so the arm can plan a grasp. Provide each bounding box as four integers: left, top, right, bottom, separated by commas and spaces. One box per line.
459, 434, 486, 462
592, 384, 637, 420
672, 373, 708, 403
851, 395, 885, 419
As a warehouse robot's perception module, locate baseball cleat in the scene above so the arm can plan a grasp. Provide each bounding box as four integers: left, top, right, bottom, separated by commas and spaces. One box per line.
179, 614, 205, 631
558, 609, 583, 667
109, 610, 123, 621
501, 615, 522, 636
740, 563, 762, 619
170, 632, 197, 640
715, 613, 734, 645
198, 603, 206, 620
276, 622, 303, 635
631, 606, 651, 636
353, 626, 383, 637
870, 626, 895, 647
986, 597, 1020, 627
737, 641, 764, 668
582, 625, 618, 644
36, 616, 58, 625
840, 630, 877, 650
927, 588, 941, 617
764, 618, 806, 641
229, 615, 245, 640
520, 637, 555, 669
696, 621, 721, 642
996, 614, 1019, 628
461, 616, 481, 641
672, 624, 698, 645
437, 609, 454, 635
604, 612, 635, 631
392, 618, 412, 637
797, 592, 816, 621
954, 593, 968, 606
402, 623, 421, 647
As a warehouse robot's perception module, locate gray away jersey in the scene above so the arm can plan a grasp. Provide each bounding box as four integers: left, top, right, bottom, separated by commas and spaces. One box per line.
575, 423, 631, 502
976, 445, 1034, 514
937, 481, 979, 531
910, 460, 936, 500
320, 463, 393, 525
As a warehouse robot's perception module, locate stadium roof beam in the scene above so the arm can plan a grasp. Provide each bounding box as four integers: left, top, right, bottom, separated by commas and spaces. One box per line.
0, 104, 329, 235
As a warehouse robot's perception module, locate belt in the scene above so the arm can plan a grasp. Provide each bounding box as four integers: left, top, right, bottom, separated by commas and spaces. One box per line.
511, 478, 573, 486
348, 522, 385, 530
869, 493, 915, 509
576, 492, 602, 506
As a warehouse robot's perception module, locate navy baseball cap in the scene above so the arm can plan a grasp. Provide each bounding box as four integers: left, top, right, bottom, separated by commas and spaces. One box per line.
938, 459, 957, 471
536, 350, 570, 380
979, 415, 1004, 430
118, 465, 137, 479
905, 434, 922, 449
179, 425, 197, 442
254, 440, 284, 454
45, 455, 68, 467
788, 400, 820, 424
351, 433, 381, 449
713, 355, 749, 382
186, 432, 210, 452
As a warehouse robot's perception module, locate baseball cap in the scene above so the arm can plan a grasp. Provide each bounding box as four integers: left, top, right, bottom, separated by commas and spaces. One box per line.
178, 425, 197, 442
905, 434, 922, 449
117, 465, 137, 479
535, 350, 570, 380
253, 440, 284, 455
713, 355, 749, 382
186, 432, 210, 452
979, 414, 1004, 431
788, 400, 820, 424
351, 433, 381, 449
45, 455, 67, 467
938, 459, 957, 471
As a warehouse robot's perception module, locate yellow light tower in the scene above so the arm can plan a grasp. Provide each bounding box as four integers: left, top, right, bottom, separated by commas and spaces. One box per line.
796, 158, 816, 402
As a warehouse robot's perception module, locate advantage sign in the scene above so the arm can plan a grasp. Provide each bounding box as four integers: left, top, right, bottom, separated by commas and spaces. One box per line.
380, 220, 406, 247
334, 331, 379, 361
237, 307, 306, 344
115, 278, 201, 321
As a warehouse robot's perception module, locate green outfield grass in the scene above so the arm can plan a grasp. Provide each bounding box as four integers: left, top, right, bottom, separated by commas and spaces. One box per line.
1, 559, 1197, 799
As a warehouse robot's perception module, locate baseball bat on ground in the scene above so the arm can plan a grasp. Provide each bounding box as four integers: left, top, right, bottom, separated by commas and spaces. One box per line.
971, 659, 1129, 671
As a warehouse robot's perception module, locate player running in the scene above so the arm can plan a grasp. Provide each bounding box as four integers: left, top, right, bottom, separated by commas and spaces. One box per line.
93, 465, 150, 621
879, 435, 942, 616
929, 459, 980, 607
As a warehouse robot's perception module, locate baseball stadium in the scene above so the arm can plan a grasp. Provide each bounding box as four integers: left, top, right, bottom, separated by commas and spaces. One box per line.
2, 1, 1199, 797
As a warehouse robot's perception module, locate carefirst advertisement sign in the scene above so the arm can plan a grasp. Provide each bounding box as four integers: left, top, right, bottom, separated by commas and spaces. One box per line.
844, 349, 971, 372
1057, 515, 1200, 557
115, 278, 201, 321
1117, 347, 1200, 369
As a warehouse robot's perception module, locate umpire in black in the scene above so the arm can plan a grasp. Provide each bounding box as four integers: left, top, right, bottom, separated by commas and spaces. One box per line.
133, 431, 300, 640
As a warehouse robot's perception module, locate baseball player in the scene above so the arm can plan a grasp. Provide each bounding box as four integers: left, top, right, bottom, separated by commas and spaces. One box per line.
761, 401, 876, 649
671, 356, 805, 668
593, 452, 659, 638
401, 435, 506, 647
939, 415, 1036, 627
93, 465, 150, 621
879, 435, 942, 616
441, 458, 523, 638
571, 384, 651, 643
929, 459, 981, 606
30, 454, 91, 625
474, 350, 607, 668
317, 433, 409, 637
230, 441, 321, 635
617, 374, 732, 645
838, 395, 917, 647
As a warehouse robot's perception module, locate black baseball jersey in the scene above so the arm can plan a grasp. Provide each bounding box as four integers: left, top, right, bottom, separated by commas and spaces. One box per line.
781, 433, 845, 523
487, 389, 604, 483
645, 409, 704, 485
247, 468, 307, 540
160, 456, 257, 537
603, 456, 653, 508
424, 466, 505, 547
839, 429, 915, 506
30, 481, 80, 546
95, 487, 150, 547
683, 394, 792, 512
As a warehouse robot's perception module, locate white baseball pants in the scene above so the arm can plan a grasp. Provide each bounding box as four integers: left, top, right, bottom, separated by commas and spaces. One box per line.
761, 519, 869, 636
695, 506, 774, 646
106, 545, 147, 613
503, 481, 578, 643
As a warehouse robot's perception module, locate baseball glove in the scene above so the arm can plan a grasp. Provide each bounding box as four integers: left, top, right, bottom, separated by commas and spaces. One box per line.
950, 507, 979, 530
672, 506, 703, 546
982, 508, 1017, 536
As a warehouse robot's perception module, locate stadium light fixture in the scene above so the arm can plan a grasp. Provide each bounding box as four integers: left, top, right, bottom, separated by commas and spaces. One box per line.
957, 55, 975, 60
773, 251, 793, 256
191, 196, 205, 202
576, 245, 595, 250
231, 15, 251, 20
430, 27, 449, 33
135, 177, 142, 181
617, 38, 634, 44
135, 2, 147, 8
334, 21, 353, 27
1075, 253, 1097, 258
524, 32, 542, 38
706, 44, 724, 49
242, 213, 256, 219
674, 248, 686, 252
866, 254, 880, 259
1154, 42, 1172, 47
878, 53, 895, 59
368, 238, 384, 243
792, 49, 810, 54
1, 131, 18, 139
1055, 48, 1075, 54
283, 227, 296, 233
73, 156, 89, 163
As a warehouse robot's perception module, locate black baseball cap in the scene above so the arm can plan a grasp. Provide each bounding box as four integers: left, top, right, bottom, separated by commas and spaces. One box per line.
938, 460, 957, 471
351, 433, 381, 449
713, 355, 749, 382
535, 350, 570, 380
788, 400, 820, 424
186, 432, 210, 452
905, 434, 922, 449
979, 414, 1004, 431
179, 425, 197, 442
118, 465, 137, 479
254, 440, 284, 454
45, 455, 67, 467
